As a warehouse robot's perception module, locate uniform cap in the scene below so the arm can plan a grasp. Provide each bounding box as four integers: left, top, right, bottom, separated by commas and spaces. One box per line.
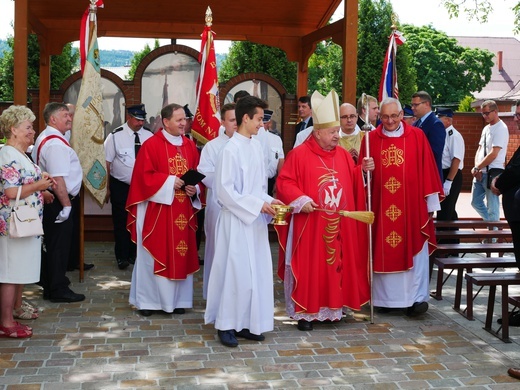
263, 109, 273, 122
127, 104, 146, 120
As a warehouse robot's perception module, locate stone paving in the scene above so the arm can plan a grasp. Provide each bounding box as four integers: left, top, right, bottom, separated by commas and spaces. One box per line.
1, 238, 520, 390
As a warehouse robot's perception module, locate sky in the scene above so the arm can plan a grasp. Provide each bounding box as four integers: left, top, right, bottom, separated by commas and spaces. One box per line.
0, 0, 518, 53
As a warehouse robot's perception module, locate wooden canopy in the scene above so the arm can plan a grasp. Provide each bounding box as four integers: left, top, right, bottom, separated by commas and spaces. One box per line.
13, 0, 359, 111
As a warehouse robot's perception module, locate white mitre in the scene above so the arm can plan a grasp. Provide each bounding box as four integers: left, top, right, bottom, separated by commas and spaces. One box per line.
311, 90, 340, 130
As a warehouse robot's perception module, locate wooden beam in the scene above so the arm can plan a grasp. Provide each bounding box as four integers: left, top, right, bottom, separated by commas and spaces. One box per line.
14, 0, 29, 105
38, 35, 51, 131
343, 0, 358, 104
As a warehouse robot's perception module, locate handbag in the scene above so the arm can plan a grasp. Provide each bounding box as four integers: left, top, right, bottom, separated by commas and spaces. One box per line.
486, 168, 504, 189
9, 186, 44, 238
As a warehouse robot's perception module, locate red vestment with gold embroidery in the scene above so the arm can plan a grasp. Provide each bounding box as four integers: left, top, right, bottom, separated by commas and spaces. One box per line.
126, 131, 202, 279
276, 135, 370, 313
359, 122, 442, 273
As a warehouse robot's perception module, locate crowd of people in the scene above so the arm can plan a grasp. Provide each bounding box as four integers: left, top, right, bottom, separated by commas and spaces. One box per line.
0, 93, 518, 375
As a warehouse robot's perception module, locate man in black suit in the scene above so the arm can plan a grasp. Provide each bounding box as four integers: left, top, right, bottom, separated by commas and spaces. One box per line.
411, 91, 446, 181
294, 95, 313, 142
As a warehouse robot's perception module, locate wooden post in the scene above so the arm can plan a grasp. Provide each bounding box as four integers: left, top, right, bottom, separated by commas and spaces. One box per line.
13, 0, 28, 105
343, 0, 358, 105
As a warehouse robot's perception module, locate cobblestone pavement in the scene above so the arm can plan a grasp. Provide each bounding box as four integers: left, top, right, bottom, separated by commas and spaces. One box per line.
1, 240, 520, 390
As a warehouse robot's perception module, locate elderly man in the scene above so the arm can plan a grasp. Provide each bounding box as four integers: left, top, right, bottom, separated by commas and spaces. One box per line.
471, 100, 509, 224
32, 103, 85, 303
104, 104, 153, 270
338, 103, 363, 163
276, 90, 372, 331
411, 91, 446, 180
359, 98, 443, 316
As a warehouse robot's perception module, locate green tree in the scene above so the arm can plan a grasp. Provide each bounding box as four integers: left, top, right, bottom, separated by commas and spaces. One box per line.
442, 0, 520, 34
357, 0, 416, 104
401, 24, 494, 104
458, 95, 476, 112
126, 39, 160, 81
308, 40, 343, 100
0, 34, 78, 101
218, 41, 297, 94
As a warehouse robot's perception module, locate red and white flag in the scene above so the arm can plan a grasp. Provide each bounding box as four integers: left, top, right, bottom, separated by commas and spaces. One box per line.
192, 7, 220, 144
378, 30, 405, 102
71, 0, 107, 207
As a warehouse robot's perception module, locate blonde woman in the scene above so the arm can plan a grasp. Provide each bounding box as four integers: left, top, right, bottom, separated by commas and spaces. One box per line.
0, 106, 54, 338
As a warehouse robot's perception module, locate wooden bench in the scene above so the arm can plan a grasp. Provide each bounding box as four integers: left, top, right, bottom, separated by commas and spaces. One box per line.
434, 220, 509, 229
435, 230, 512, 240
431, 257, 517, 319
465, 272, 520, 343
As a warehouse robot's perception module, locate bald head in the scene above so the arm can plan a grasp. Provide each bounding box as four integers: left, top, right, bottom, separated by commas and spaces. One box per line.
339, 103, 358, 135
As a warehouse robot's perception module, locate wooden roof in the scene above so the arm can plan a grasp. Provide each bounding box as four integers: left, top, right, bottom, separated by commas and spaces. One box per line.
28, 0, 343, 58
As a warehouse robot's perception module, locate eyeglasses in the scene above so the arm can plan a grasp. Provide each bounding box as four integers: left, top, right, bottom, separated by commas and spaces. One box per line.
380, 113, 402, 121
481, 110, 495, 116
340, 114, 358, 120
513, 113, 520, 119
410, 101, 426, 108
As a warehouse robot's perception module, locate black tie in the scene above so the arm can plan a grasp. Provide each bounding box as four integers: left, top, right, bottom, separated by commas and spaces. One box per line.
134, 132, 141, 157
300, 120, 306, 130
415, 119, 422, 128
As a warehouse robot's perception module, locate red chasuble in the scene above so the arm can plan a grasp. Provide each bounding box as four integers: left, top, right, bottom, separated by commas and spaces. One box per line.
126, 131, 202, 279
276, 135, 370, 313
359, 122, 443, 273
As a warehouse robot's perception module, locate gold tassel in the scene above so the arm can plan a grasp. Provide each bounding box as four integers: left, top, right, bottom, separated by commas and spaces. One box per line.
314, 208, 375, 225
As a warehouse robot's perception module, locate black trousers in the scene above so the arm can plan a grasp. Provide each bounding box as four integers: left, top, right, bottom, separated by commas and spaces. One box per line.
436, 169, 463, 245
508, 221, 520, 270
109, 177, 136, 261
41, 195, 79, 295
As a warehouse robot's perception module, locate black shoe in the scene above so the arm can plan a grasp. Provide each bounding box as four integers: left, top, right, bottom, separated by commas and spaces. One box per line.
198, 256, 204, 265
68, 263, 94, 271
297, 319, 313, 331
139, 309, 154, 317
235, 329, 265, 341
498, 312, 520, 326
173, 308, 185, 314
49, 289, 85, 303
377, 307, 400, 314
218, 330, 238, 347
406, 302, 429, 317
117, 259, 129, 270
128, 258, 136, 265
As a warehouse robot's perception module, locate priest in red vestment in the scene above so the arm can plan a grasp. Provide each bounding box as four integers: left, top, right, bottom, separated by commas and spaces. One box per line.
358, 97, 443, 316
276, 90, 373, 332
126, 103, 203, 317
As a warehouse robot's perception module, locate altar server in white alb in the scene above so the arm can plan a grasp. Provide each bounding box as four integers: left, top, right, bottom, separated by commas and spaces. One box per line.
204, 96, 282, 348
197, 103, 237, 299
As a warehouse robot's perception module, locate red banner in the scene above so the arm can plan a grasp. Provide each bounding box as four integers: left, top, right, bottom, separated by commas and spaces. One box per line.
192, 25, 220, 144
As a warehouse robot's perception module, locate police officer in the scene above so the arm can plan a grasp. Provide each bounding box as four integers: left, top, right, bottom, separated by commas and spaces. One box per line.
436, 107, 465, 243
104, 104, 153, 269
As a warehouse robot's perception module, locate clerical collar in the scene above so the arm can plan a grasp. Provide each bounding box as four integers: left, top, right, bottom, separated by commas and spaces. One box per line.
161, 129, 183, 146
340, 126, 361, 137
382, 124, 404, 137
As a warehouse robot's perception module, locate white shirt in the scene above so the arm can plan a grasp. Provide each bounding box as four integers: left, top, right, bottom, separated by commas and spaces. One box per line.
104, 123, 153, 184
442, 125, 465, 170
477, 119, 509, 170
266, 131, 284, 178
32, 126, 82, 196
294, 126, 314, 148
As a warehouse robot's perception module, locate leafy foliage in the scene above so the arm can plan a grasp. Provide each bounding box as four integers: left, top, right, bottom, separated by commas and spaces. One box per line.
218, 41, 297, 94
357, 0, 416, 104
126, 39, 160, 80
308, 40, 343, 100
458, 95, 476, 112
400, 24, 494, 104
442, 0, 520, 34
0, 34, 78, 101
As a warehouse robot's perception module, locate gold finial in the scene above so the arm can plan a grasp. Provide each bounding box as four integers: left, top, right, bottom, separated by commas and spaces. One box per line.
391, 13, 398, 30
205, 6, 213, 27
